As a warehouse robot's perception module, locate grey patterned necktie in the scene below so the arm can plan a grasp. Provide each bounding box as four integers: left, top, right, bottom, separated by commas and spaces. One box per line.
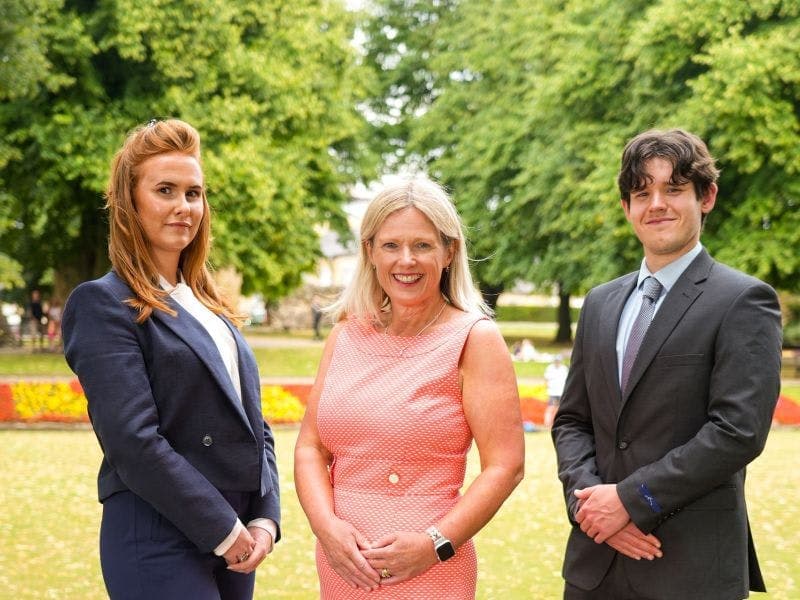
620, 276, 663, 393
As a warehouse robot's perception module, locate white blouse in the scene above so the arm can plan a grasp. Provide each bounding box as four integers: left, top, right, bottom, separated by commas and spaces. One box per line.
159, 274, 242, 402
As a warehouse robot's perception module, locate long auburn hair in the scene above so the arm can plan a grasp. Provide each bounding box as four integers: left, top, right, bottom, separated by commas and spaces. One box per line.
106, 119, 241, 325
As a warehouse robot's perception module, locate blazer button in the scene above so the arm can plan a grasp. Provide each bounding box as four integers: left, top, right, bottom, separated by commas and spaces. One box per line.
202, 434, 213, 447
617, 441, 629, 450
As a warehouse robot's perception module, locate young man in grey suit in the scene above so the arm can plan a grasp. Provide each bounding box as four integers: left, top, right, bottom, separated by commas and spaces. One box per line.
552, 129, 782, 600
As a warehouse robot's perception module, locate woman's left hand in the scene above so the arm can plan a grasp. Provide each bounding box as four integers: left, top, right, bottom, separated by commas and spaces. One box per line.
226, 526, 273, 574
361, 531, 438, 585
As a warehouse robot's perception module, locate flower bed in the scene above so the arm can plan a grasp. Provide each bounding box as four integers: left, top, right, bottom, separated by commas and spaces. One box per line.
2, 380, 799, 427
0, 381, 306, 426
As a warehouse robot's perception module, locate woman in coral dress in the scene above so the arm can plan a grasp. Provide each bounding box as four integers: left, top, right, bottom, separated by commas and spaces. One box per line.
294, 177, 525, 598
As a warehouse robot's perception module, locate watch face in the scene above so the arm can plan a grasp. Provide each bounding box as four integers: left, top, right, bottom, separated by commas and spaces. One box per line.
435, 539, 456, 561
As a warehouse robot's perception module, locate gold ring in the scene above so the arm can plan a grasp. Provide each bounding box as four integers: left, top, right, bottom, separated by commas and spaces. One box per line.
380, 568, 391, 579
238, 552, 249, 563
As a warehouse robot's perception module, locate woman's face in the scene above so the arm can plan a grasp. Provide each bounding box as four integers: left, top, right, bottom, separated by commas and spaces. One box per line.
133, 152, 204, 274
368, 206, 453, 310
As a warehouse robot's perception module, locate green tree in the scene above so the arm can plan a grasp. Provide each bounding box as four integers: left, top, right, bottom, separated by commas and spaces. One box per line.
363, 0, 800, 342
0, 0, 374, 300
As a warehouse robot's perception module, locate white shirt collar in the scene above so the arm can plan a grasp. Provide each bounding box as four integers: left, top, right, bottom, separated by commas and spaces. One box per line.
158, 272, 187, 294
636, 242, 703, 293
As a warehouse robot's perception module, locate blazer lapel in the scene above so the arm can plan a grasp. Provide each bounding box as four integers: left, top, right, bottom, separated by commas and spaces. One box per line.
154, 298, 254, 434
621, 250, 713, 405
601, 274, 637, 406
223, 316, 262, 435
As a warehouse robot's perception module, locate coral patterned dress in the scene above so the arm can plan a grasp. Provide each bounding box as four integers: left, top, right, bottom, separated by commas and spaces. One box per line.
315, 311, 487, 599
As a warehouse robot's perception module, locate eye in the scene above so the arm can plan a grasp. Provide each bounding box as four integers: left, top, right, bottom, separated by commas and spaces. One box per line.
382, 242, 398, 250
415, 241, 433, 250
187, 189, 202, 200
158, 186, 172, 195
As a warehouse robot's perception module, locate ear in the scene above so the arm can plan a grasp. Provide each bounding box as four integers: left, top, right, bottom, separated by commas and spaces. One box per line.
365, 240, 375, 267
700, 182, 717, 215
620, 198, 632, 222
445, 239, 457, 268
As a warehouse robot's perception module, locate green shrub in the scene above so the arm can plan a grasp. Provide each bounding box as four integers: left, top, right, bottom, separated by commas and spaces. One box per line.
494, 304, 580, 323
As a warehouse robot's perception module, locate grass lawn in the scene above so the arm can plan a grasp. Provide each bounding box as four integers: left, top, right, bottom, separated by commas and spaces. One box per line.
0, 346, 326, 380
2, 324, 798, 383
1, 428, 797, 599
251, 346, 324, 378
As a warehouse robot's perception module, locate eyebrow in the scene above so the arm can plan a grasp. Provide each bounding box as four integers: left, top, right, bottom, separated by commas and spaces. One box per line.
153, 179, 204, 188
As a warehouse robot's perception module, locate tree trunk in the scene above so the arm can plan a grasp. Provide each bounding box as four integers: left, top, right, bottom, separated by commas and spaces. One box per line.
53, 206, 109, 301
480, 282, 505, 313
555, 282, 572, 343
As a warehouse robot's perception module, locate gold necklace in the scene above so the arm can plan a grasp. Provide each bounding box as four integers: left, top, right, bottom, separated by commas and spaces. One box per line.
385, 299, 448, 357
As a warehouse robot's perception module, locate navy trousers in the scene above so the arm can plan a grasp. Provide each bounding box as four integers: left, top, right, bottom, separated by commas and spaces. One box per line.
100, 491, 256, 600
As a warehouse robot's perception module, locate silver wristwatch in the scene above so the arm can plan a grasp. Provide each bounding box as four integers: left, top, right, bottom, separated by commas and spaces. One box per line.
425, 526, 456, 562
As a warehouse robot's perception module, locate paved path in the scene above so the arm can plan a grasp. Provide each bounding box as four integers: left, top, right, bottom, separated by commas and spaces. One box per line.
244, 334, 324, 348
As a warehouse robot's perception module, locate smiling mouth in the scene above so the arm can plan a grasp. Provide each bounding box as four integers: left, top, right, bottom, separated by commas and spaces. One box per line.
393, 274, 422, 283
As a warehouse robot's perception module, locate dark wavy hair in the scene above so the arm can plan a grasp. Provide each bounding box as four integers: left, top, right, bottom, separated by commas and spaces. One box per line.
618, 129, 720, 210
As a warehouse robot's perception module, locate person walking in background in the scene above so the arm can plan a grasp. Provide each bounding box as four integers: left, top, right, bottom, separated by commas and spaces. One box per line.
46, 297, 62, 352
552, 129, 782, 599
26, 289, 45, 350
62, 119, 280, 600
294, 177, 525, 598
311, 293, 324, 340
543, 353, 568, 429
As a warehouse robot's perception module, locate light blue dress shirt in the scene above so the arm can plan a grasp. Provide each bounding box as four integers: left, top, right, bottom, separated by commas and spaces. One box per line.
615, 243, 704, 385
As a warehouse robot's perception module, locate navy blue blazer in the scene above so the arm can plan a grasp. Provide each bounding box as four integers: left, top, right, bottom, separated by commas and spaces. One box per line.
63, 271, 280, 553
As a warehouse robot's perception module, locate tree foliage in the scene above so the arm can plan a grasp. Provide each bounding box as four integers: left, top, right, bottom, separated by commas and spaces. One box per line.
363, 0, 800, 312
0, 0, 374, 300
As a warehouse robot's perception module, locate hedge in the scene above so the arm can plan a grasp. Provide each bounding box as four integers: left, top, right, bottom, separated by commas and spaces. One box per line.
494, 304, 580, 323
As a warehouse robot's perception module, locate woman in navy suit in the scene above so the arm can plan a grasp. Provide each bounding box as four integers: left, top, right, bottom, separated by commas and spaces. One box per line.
62, 119, 281, 599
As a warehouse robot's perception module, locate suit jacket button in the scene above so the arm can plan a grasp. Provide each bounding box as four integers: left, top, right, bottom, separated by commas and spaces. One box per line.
202, 434, 213, 447
618, 441, 629, 450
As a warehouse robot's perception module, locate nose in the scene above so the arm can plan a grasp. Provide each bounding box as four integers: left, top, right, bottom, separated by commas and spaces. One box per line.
175, 193, 191, 213
649, 191, 667, 210
399, 245, 415, 264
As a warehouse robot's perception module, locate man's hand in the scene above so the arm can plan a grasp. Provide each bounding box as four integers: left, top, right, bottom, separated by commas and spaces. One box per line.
606, 522, 663, 560
574, 484, 629, 543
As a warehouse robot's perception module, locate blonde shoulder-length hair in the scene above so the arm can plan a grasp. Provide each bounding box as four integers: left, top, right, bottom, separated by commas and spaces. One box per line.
329, 176, 490, 323
106, 118, 241, 325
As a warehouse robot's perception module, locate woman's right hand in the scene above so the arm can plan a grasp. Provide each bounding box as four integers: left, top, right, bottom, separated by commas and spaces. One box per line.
317, 517, 381, 592
222, 527, 256, 568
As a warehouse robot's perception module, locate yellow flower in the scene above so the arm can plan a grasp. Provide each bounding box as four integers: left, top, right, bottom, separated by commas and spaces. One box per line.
518, 383, 548, 400
11, 382, 88, 422
261, 386, 305, 424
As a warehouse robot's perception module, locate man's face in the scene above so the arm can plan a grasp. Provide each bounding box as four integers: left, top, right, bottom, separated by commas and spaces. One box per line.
621, 157, 716, 272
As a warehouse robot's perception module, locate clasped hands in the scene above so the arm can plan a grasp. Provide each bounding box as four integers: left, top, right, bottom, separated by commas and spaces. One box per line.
574, 484, 663, 561
318, 516, 438, 592
223, 525, 273, 574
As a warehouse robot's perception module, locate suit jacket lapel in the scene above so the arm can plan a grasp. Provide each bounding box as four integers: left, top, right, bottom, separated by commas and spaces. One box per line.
601, 274, 637, 407
223, 315, 262, 436
621, 250, 712, 405
154, 298, 254, 434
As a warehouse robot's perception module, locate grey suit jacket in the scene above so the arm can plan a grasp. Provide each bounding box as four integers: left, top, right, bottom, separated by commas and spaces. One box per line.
552, 250, 782, 600
63, 271, 281, 553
